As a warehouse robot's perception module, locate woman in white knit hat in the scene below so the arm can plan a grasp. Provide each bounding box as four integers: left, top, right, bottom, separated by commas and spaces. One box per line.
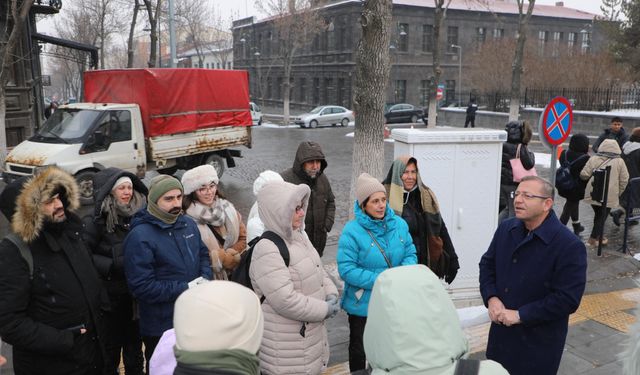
336, 172, 417, 373
246, 170, 284, 243
181, 164, 247, 278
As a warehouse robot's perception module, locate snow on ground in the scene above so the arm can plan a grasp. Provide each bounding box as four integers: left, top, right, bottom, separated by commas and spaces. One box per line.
260, 123, 299, 129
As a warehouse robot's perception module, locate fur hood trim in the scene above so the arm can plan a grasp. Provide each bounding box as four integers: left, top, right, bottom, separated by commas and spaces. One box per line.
12, 167, 80, 242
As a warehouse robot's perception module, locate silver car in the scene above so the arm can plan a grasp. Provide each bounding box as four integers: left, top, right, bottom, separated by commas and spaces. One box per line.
293, 105, 354, 128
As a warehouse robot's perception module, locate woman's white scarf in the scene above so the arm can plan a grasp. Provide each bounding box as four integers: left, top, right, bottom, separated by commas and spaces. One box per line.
187, 198, 240, 249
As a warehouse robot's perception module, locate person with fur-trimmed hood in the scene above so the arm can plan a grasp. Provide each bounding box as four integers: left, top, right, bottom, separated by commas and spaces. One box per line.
383, 156, 459, 283
181, 164, 247, 277
0, 167, 108, 375
83, 168, 148, 375
281, 141, 336, 256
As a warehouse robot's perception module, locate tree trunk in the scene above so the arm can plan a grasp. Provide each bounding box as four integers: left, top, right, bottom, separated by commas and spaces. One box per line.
127, 0, 140, 68
427, 2, 446, 128
144, 0, 159, 67
509, 0, 535, 121
0, 87, 8, 167
349, 0, 393, 216
283, 57, 292, 125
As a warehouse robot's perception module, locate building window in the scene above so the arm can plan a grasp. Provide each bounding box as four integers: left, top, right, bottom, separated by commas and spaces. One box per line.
420, 80, 429, 107
422, 25, 433, 53
266, 31, 272, 56
228, 62, 232, 69
313, 78, 320, 105
337, 78, 346, 106
568, 32, 576, 49
299, 78, 307, 102
581, 31, 591, 54
398, 23, 409, 52
476, 27, 486, 47
493, 28, 504, 39
324, 78, 333, 104
445, 80, 456, 104
447, 27, 458, 52
395, 80, 407, 103
337, 19, 347, 51
538, 30, 548, 55
552, 31, 563, 57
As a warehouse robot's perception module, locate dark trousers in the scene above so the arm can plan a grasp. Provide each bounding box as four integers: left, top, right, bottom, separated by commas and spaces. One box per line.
348, 314, 367, 372
142, 335, 161, 375
590, 205, 611, 239
104, 294, 144, 375
560, 199, 580, 225
464, 115, 475, 128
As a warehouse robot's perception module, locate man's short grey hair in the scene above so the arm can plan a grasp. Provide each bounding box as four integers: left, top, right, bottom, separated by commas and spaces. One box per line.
520, 176, 555, 200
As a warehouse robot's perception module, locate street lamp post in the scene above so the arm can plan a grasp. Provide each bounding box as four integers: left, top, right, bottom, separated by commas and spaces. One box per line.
451, 44, 462, 106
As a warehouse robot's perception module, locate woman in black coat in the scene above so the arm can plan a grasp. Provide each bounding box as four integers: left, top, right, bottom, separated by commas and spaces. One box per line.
84, 168, 148, 375
612, 127, 640, 225
499, 121, 535, 216
558, 134, 590, 234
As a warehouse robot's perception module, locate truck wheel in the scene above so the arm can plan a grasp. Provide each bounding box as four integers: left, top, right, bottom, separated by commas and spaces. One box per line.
203, 154, 225, 178
310, 120, 318, 129
75, 170, 97, 206
411, 115, 418, 123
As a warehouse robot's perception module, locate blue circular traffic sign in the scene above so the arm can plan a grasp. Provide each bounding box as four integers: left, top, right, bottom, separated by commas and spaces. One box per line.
541, 97, 573, 146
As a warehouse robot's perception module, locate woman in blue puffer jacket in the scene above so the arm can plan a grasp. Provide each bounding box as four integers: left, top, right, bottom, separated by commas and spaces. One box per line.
337, 173, 417, 373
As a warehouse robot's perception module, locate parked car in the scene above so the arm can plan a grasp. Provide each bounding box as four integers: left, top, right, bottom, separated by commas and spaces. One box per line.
384, 103, 425, 124
250, 101, 263, 125
293, 105, 354, 128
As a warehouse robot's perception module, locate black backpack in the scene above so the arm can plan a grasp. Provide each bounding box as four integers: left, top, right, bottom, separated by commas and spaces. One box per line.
556, 153, 588, 192
229, 230, 289, 303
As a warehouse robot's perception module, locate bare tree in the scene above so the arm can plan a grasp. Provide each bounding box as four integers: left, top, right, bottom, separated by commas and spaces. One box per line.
84, 0, 125, 69
258, 0, 325, 125
174, 0, 215, 67
0, 0, 33, 165
127, 0, 141, 68
508, 0, 535, 120
142, 0, 162, 67
426, 0, 452, 128
349, 0, 393, 212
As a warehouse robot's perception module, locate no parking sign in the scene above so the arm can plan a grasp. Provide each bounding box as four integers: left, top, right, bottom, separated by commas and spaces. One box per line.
537, 96, 573, 187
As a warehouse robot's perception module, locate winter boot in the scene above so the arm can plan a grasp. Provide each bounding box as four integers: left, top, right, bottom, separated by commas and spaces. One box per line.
572, 222, 585, 235
611, 209, 624, 227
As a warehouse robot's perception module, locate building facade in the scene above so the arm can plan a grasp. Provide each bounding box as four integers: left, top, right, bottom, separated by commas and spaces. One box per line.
232, 0, 600, 111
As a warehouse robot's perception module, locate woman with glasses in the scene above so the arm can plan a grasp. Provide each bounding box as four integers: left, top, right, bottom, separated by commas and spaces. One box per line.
181, 164, 246, 278
249, 180, 338, 375
337, 173, 417, 373
382, 155, 459, 284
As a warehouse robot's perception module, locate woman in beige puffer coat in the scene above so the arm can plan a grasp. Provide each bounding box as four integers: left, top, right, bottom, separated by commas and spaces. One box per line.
249, 181, 339, 375
580, 139, 629, 246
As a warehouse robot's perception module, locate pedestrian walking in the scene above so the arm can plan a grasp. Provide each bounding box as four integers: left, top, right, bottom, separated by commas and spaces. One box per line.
382, 155, 459, 283
592, 116, 629, 153
83, 168, 147, 375
579, 139, 629, 246
499, 120, 535, 218
281, 141, 336, 256
337, 173, 417, 373
249, 180, 339, 375
247, 170, 284, 243
149, 281, 264, 375
364, 265, 508, 375
44, 101, 58, 119
123, 174, 212, 374
611, 127, 640, 226
479, 176, 587, 375
0, 167, 108, 375
182, 164, 247, 277
557, 134, 590, 234
464, 98, 478, 128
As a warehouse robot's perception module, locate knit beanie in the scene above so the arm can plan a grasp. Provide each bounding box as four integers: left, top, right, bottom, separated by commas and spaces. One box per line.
356, 173, 386, 205
148, 175, 183, 204
253, 170, 283, 196
112, 176, 132, 191
181, 165, 219, 195
174, 281, 264, 354
569, 133, 590, 154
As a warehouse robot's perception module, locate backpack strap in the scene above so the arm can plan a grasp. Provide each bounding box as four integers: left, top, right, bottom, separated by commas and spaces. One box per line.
453, 359, 480, 375
256, 231, 290, 304
6, 233, 33, 280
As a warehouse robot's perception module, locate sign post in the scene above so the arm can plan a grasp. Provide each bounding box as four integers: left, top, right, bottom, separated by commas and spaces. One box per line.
436, 84, 444, 101
539, 97, 573, 188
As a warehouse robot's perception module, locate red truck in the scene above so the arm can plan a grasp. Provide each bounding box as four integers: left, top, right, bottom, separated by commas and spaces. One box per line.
4, 68, 252, 202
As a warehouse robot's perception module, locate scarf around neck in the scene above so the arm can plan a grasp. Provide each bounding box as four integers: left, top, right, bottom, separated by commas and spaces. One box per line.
101, 190, 146, 232
148, 200, 180, 225
186, 199, 240, 248
174, 347, 260, 375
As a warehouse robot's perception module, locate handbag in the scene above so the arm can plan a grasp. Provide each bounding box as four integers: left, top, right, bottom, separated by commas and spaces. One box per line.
510, 144, 537, 182
366, 230, 392, 268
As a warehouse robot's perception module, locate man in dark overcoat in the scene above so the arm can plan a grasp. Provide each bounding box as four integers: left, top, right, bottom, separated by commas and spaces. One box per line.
479, 176, 587, 375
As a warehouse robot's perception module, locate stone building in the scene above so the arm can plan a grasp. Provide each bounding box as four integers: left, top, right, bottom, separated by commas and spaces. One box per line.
232, 0, 600, 111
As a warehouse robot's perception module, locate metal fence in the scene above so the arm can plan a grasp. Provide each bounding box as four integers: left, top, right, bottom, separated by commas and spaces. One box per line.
444, 88, 640, 113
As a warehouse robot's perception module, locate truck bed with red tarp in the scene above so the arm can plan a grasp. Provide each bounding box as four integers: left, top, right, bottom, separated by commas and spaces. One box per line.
83, 68, 252, 138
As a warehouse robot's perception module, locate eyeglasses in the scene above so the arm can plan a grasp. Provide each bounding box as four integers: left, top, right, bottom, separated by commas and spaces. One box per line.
510, 191, 551, 200
197, 183, 217, 194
